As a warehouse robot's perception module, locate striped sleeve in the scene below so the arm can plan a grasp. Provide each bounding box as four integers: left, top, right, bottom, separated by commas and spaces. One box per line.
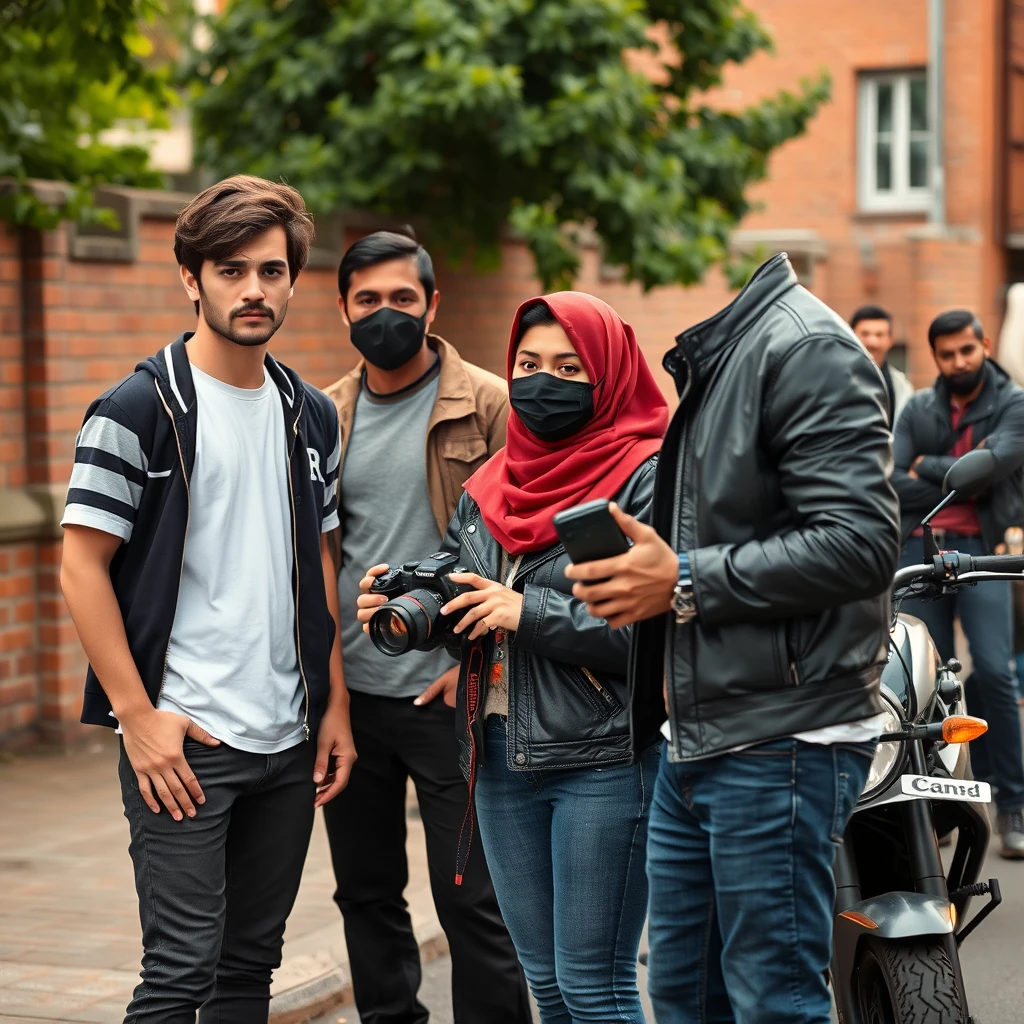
61, 398, 147, 542
321, 408, 341, 534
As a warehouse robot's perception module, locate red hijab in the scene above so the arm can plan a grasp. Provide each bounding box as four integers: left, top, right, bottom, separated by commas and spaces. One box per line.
464, 292, 669, 555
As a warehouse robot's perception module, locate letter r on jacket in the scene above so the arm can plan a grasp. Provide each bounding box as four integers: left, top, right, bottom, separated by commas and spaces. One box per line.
307, 447, 325, 483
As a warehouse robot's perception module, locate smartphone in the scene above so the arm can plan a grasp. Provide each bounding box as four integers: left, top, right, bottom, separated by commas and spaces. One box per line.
553, 499, 630, 566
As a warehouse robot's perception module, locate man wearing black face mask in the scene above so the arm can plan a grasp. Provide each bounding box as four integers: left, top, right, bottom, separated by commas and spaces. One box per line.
895, 308, 1024, 858
322, 231, 531, 1024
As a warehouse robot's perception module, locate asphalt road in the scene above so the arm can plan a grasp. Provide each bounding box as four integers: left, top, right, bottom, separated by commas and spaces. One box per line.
315, 839, 1023, 1024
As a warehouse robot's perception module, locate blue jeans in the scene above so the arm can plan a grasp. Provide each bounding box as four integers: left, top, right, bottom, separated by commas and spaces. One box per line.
474, 717, 657, 1024
900, 535, 1024, 812
646, 739, 874, 1024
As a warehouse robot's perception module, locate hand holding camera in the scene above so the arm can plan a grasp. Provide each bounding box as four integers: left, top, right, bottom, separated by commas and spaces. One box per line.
356, 552, 477, 656
356, 551, 524, 654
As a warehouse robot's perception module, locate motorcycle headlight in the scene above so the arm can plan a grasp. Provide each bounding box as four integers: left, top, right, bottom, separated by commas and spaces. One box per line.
859, 689, 906, 802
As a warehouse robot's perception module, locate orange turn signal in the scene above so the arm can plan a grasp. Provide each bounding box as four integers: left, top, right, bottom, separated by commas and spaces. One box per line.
941, 716, 988, 744
838, 911, 878, 929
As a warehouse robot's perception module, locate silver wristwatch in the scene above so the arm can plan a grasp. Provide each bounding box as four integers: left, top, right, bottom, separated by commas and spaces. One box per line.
671, 555, 697, 624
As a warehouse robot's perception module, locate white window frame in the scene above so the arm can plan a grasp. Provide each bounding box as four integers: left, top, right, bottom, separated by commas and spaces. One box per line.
857, 71, 931, 213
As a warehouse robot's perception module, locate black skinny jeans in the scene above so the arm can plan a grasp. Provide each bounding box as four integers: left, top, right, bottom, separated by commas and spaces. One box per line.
118, 736, 315, 1023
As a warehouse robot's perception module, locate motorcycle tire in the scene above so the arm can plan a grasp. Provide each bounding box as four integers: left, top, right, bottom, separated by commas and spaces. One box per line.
856, 938, 964, 1024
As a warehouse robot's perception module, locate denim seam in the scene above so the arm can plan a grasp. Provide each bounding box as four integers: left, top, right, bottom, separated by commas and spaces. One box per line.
786, 744, 804, 1016
255, 753, 274, 789
831, 746, 850, 843
698, 891, 716, 1024
124, 766, 162, 1023
608, 751, 651, 1023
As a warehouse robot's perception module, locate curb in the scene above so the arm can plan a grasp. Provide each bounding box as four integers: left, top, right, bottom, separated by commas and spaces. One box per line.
269, 922, 449, 1024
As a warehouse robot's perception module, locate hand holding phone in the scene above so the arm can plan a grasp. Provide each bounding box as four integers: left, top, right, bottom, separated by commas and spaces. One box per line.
553, 499, 629, 580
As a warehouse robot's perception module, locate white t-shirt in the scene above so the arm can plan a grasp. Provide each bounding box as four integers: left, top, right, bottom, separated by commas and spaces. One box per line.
660, 709, 889, 752
157, 364, 304, 754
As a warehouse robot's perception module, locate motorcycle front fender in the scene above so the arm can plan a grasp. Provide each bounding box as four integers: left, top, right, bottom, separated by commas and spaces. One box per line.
831, 892, 955, 1011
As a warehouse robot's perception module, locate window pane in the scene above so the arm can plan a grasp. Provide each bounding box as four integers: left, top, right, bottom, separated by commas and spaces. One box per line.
876, 83, 894, 133
876, 140, 892, 191
910, 77, 928, 132
910, 138, 928, 188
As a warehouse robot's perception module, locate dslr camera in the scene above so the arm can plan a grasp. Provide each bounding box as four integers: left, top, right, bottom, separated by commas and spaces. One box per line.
368, 551, 473, 656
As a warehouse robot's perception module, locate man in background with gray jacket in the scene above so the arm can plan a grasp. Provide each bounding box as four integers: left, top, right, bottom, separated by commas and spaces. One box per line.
852, 304, 913, 427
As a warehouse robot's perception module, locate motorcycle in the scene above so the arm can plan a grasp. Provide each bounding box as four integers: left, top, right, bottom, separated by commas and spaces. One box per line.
831, 448, 1017, 1023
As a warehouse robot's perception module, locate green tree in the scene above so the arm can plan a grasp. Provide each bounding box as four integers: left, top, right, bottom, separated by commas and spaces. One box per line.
189, 0, 829, 290
0, 0, 175, 229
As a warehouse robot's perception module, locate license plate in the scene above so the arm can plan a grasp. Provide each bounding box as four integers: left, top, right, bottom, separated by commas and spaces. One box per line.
900, 774, 992, 803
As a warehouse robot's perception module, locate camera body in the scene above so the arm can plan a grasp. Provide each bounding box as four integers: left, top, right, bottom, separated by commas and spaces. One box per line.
368, 551, 473, 656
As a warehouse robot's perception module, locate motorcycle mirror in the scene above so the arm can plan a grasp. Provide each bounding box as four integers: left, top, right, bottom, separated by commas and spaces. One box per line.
942, 448, 997, 498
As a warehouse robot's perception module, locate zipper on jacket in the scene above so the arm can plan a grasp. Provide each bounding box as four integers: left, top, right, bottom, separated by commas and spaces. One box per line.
784, 621, 801, 685
154, 380, 190, 708
665, 365, 693, 759
580, 666, 622, 714
287, 397, 312, 741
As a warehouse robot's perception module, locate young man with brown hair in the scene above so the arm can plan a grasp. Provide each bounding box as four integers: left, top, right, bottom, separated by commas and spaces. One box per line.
60, 175, 355, 1023
323, 230, 531, 1024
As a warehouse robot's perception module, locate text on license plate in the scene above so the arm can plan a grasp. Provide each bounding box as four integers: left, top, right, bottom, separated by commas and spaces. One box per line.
900, 774, 992, 804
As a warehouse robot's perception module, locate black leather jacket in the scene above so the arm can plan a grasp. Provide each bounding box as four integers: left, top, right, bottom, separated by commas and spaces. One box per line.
630, 254, 901, 763
893, 360, 1024, 550
442, 457, 659, 777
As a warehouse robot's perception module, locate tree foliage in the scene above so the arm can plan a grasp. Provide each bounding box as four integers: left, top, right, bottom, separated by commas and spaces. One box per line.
190, 0, 829, 290
0, 0, 174, 229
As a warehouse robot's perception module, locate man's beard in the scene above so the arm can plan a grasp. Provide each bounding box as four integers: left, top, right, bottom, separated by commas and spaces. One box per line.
945, 364, 986, 396
200, 293, 287, 347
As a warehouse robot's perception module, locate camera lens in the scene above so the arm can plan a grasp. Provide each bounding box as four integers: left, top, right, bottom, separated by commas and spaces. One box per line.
369, 590, 442, 656
384, 612, 408, 637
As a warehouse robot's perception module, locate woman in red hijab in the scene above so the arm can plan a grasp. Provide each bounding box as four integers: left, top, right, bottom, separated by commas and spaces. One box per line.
361, 291, 668, 1021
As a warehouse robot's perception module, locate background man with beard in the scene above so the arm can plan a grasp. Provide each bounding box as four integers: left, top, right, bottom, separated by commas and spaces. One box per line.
322, 231, 531, 1024
895, 308, 1024, 858
59, 176, 356, 1021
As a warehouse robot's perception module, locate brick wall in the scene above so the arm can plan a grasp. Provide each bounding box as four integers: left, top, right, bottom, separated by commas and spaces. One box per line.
0, 224, 38, 742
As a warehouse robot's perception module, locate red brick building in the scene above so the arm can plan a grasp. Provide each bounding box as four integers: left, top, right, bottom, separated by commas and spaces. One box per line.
0, 0, 1019, 746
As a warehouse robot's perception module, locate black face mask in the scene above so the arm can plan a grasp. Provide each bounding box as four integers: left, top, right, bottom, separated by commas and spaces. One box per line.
945, 364, 986, 396
510, 373, 596, 442
349, 306, 427, 370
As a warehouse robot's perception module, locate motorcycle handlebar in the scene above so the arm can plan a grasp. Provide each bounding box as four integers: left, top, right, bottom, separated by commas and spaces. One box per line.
894, 553, 1024, 591
967, 555, 1024, 573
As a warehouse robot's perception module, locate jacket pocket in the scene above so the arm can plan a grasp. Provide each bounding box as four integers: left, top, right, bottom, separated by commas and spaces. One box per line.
784, 620, 801, 686
440, 435, 489, 500
441, 435, 488, 465
569, 667, 624, 720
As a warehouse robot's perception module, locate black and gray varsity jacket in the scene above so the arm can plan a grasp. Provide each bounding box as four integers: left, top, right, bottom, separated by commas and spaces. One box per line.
63, 333, 341, 737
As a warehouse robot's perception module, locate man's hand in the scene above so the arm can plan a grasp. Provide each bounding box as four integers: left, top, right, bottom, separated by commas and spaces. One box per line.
908, 455, 924, 481
121, 707, 221, 821
356, 563, 390, 632
314, 701, 357, 809
414, 665, 460, 708
443, 573, 524, 640
564, 503, 678, 629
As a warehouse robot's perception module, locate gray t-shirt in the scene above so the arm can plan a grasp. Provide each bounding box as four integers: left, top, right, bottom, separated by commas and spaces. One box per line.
337, 368, 455, 698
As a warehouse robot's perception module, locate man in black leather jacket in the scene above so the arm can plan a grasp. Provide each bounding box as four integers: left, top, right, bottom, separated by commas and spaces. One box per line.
569, 254, 901, 1024
894, 309, 1024, 859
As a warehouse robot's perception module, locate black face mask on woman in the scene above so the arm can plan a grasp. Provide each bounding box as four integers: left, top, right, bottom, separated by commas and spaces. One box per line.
349, 306, 427, 371
510, 373, 596, 442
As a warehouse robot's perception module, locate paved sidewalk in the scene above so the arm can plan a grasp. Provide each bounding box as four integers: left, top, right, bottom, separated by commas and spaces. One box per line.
0, 733, 445, 1024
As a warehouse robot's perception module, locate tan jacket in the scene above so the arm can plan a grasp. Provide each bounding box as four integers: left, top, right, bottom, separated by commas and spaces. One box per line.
323, 335, 509, 565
